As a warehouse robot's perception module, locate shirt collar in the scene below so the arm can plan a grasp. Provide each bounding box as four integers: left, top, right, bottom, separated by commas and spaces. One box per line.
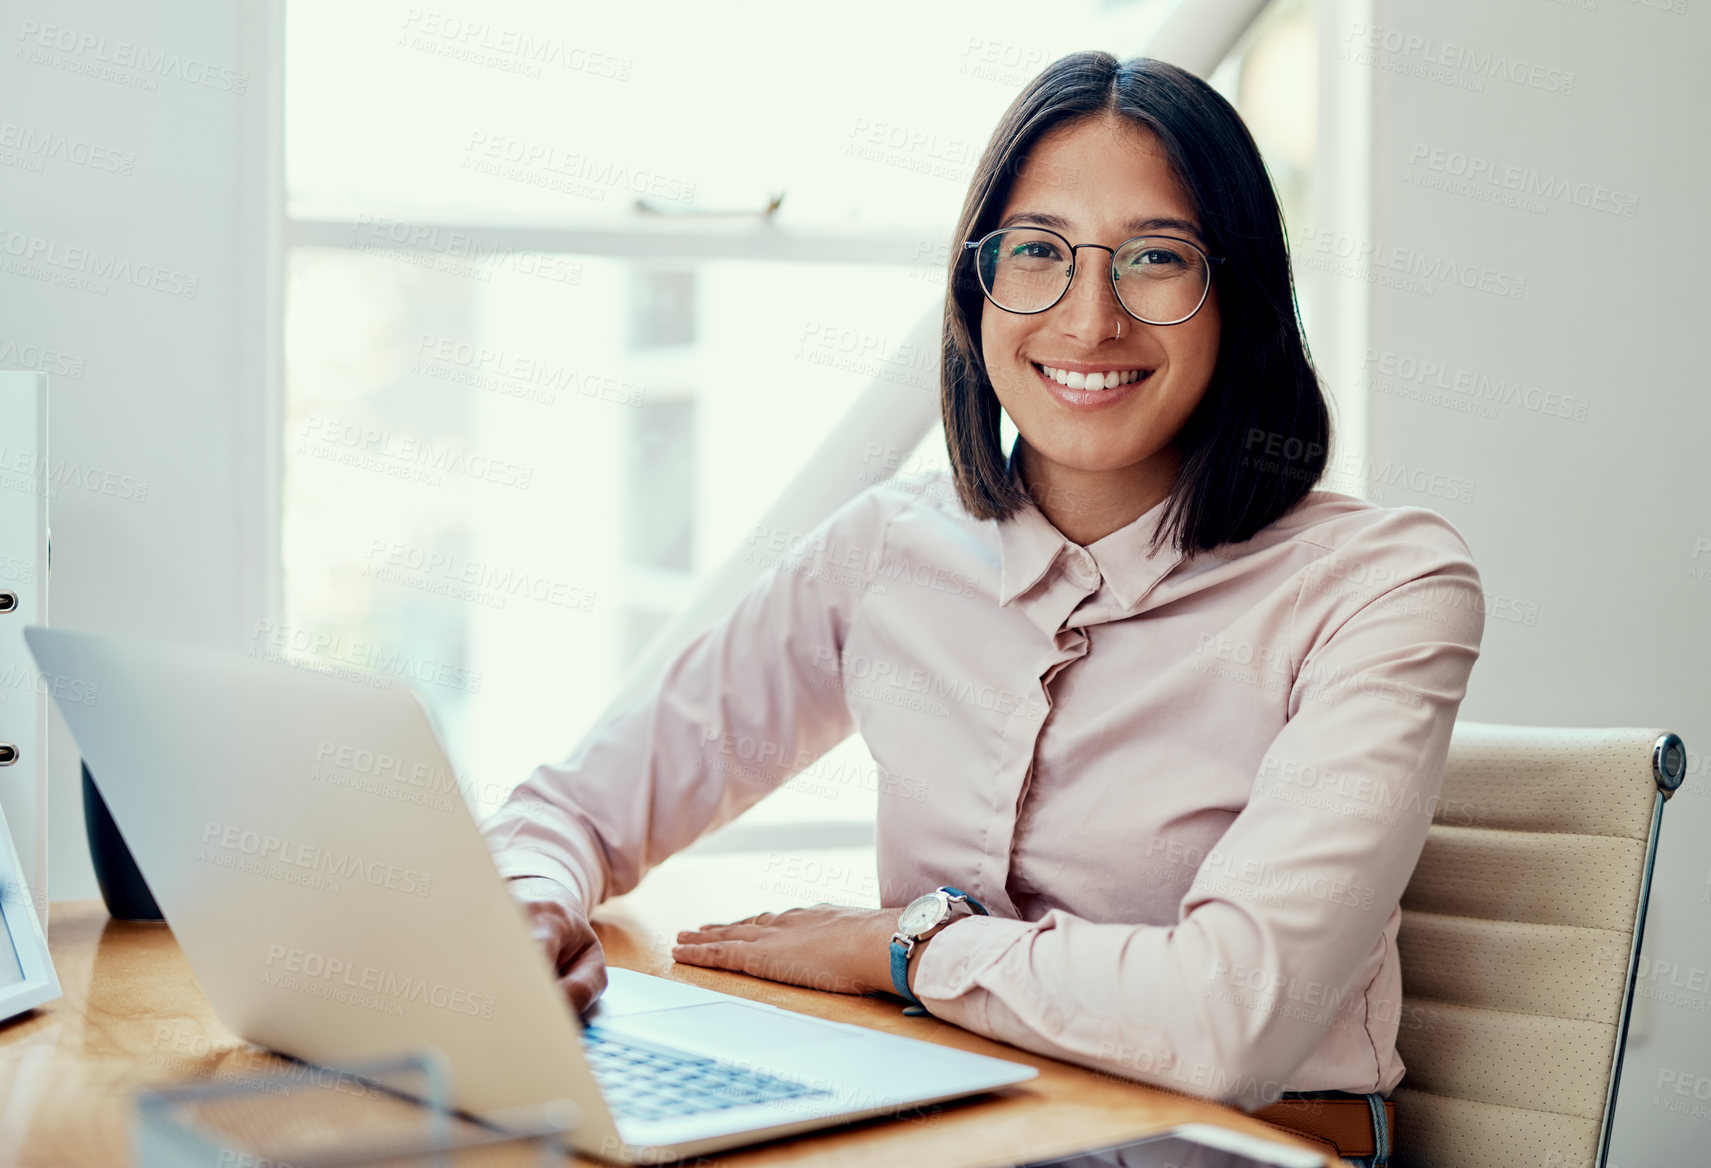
995, 444, 1188, 612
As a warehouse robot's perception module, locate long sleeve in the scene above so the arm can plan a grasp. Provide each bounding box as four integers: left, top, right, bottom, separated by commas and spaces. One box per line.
908, 515, 1485, 1110
479, 486, 898, 909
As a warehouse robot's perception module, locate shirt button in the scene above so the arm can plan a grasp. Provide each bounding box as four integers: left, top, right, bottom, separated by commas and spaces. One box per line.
1043, 1007, 1066, 1034
1064, 550, 1100, 589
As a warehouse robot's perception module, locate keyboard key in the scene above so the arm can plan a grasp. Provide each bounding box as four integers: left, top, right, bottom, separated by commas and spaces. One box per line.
579, 1025, 831, 1122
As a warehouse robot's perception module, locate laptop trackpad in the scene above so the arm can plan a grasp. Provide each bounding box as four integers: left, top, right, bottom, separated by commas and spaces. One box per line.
605, 1002, 857, 1054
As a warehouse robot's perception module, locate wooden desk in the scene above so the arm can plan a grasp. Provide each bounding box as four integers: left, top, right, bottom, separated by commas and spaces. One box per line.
0, 870, 1333, 1166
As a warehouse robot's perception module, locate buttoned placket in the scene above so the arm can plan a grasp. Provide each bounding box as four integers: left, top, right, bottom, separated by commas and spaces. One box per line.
981, 434, 1192, 912
979, 543, 1103, 917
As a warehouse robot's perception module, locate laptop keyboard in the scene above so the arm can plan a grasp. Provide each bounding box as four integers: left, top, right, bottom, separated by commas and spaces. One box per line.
580, 1024, 833, 1124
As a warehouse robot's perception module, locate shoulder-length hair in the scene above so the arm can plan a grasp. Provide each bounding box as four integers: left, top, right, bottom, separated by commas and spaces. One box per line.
941, 51, 1331, 554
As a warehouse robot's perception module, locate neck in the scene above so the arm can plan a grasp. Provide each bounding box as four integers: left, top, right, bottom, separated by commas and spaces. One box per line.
1016, 441, 1181, 546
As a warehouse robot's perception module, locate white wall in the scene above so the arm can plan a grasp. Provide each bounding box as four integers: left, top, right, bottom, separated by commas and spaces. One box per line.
1359, 3, 1711, 1162
0, 0, 280, 904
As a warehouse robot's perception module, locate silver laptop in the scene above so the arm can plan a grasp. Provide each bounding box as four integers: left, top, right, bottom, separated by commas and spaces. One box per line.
25, 626, 1036, 1163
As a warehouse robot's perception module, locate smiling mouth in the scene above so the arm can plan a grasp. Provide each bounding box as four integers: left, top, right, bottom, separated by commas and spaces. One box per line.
1034, 363, 1153, 391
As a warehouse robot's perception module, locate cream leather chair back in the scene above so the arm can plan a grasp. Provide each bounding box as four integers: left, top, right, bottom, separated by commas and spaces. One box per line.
1393, 723, 1687, 1168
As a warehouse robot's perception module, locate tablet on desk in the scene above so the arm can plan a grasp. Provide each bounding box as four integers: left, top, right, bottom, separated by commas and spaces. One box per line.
1014, 1123, 1326, 1168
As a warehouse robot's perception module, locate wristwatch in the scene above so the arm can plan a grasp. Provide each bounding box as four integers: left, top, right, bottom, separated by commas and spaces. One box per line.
889, 886, 988, 1015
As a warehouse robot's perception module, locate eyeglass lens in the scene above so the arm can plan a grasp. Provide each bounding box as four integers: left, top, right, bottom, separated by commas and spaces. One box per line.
974, 229, 1211, 324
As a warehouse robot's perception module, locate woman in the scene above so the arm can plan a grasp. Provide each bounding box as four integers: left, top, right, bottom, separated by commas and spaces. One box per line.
483, 51, 1481, 1155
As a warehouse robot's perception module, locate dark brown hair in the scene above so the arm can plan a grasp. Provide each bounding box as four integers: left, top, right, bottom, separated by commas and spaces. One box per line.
941, 51, 1331, 553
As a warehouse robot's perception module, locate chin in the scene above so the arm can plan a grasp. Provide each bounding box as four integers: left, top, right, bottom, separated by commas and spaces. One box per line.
1027, 432, 1163, 474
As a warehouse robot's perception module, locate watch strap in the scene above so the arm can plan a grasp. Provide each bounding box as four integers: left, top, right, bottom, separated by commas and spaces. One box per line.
888, 886, 989, 1014
889, 936, 926, 1014
943, 886, 989, 916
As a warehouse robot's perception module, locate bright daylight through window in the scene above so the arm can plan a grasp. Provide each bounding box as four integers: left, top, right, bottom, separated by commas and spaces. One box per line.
280, 0, 1321, 848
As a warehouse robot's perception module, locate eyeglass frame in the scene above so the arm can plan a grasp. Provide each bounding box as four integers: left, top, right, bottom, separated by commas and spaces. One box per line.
961, 226, 1226, 327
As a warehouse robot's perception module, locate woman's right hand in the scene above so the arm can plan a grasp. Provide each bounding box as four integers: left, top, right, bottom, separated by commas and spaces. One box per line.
507, 875, 608, 1013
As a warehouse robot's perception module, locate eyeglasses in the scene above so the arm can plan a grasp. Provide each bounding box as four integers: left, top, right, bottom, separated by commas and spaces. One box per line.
962, 227, 1224, 326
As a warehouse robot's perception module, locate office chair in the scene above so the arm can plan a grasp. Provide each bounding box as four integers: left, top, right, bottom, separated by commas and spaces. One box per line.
1391, 722, 1687, 1167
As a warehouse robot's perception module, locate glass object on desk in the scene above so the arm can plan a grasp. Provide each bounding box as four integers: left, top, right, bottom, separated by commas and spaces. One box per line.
0, 790, 58, 1018
0, 916, 22, 989
134, 1049, 574, 1167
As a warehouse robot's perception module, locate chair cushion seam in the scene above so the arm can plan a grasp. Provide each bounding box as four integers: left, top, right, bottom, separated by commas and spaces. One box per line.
1398, 907, 1635, 933
1401, 995, 1619, 1028
1399, 909, 1629, 936
1426, 824, 1648, 843
1394, 1085, 1604, 1124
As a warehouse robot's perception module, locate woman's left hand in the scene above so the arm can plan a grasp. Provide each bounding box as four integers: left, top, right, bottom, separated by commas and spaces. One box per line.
672, 905, 901, 997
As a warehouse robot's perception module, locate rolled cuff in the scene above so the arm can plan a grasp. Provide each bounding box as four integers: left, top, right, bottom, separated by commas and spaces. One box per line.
908, 912, 1189, 1098
485, 839, 601, 911
910, 909, 1026, 998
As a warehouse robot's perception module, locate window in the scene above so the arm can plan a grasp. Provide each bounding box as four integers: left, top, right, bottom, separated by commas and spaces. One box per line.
280, 0, 1332, 851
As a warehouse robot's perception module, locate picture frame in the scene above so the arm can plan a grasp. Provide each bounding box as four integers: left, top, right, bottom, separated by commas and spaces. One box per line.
0, 791, 58, 1022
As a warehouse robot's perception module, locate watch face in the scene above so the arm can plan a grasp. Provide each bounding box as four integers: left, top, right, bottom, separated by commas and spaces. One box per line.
898, 892, 949, 936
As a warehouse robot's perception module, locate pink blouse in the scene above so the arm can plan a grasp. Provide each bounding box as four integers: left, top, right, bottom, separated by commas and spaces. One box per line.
481, 466, 1484, 1109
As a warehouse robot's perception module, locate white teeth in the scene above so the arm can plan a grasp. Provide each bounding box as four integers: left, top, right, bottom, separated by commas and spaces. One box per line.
1038, 364, 1147, 391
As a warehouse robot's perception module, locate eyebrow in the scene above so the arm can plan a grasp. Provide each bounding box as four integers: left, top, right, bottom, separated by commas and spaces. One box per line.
996, 210, 1206, 243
